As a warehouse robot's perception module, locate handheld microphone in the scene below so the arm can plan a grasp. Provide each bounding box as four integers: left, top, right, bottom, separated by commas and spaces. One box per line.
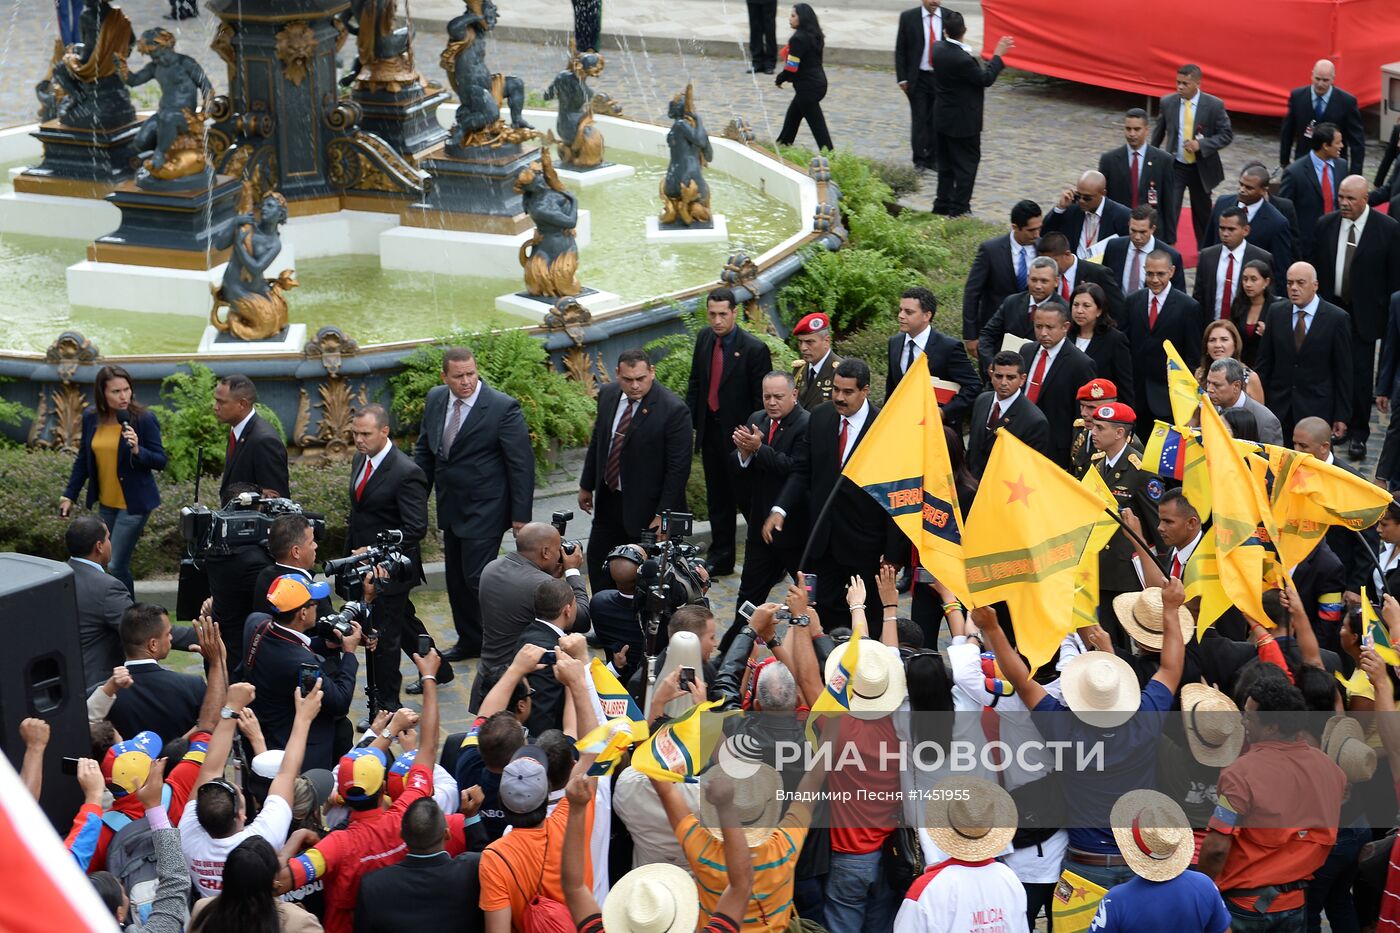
116, 409, 130, 428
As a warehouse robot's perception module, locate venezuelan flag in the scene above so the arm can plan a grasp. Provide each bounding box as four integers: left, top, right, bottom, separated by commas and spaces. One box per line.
1142, 421, 1187, 479
1363, 587, 1400, 666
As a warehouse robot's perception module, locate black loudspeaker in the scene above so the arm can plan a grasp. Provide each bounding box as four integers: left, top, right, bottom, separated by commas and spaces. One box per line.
0, 554, 90, 831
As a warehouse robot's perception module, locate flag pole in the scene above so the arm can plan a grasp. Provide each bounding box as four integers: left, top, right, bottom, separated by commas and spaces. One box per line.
1351, 527, 1387, 599
796, 475, 851, 580
1100, 506, 1172, 577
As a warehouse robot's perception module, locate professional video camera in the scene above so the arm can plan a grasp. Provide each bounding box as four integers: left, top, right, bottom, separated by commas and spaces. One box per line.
181, 493, 325, 559
322, 530, 415, 601
636, 511, 708, 655
551, 509, 581, 555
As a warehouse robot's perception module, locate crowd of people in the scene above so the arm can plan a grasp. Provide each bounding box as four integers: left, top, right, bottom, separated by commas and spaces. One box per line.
24, 11, 1400, 933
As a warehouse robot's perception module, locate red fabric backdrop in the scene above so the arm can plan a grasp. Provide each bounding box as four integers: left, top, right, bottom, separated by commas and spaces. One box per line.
981, 0, 1400, 116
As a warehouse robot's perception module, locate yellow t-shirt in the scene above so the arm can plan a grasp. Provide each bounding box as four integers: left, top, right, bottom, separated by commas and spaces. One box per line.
92, 423, 127, 510
678, 803, 810, 931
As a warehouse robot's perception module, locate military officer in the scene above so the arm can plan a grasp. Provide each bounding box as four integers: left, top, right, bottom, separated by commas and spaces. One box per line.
790, 312, 843, 411
1087, 402, 1164, 649
1070, 378, 1119, 476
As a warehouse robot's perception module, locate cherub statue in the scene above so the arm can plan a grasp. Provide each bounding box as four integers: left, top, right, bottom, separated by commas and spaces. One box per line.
659, 85, 713, 227
543, 40, 605, 168
515, 149, 581, 298
441, 0, 533, 151
338, 0, 415, 87
53, 0, 134, 127
210, 190, 299, 341
125, 28, 213, 179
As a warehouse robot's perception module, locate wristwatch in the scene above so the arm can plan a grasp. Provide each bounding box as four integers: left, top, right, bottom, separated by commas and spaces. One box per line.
380, 728, 394, 739
219, 706, 238, 720
763, 635, 782, 650
790, 614, 811, 628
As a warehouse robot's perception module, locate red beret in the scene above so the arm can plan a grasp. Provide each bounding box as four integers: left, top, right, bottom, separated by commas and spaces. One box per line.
1093, 402, 1136, 425
1076, 378, 1118, 402
791, 313, 831, 336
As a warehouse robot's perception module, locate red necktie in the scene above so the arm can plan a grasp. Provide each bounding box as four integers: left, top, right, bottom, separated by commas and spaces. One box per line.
355, 459, 373, 501
988, 401, 1001, 429
1321, 162, 1334, 214
1148, 295, 1160, 330
1171, 554, 1183, 579
926, 11, 937, 67
1130, 151, 1140, 208
1027, 302, 1038, 324
767, 418, 779, 444
605, 399, 635, 491
837, 417, 849, 463
1060, 277, 1070, 302
1220, 252, 1235, 320
1027, 349, 1049, 403
226, 429, 236, 463
707, 337, 723, 412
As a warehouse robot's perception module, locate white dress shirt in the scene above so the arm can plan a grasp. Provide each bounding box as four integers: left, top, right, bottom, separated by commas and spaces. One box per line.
1216, 241, 1246, 315
1336, 206, 1369, 290
806, 349, 833, 385
901, 326, 932, 372
441, 388, 479, 437
1240, 199, 1263, 222
986, 389, 1021, 425
1009, 234, 1037, 280
919, 7, 942, 71
1292, 293, 1320, 337
1122, 235, 1157, 289
231, 409, 256, 442
1176, 90, 1201, 163
837, 400, 871, 466
356, 441, 393, 489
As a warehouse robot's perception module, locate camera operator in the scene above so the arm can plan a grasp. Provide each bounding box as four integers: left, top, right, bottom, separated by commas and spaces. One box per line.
204, 482, 274, 664
473, 521, 590, 707
244, 575, 362, 770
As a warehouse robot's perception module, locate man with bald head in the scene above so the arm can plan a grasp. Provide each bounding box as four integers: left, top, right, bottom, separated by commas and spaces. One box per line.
1203, 164, 1294, 281
1254, 262, 1353, 438
1043, 170, 1131, 259
1313, 175, 1400, 460
1281, 59, 1365, 176
1295, 416, 1376, 615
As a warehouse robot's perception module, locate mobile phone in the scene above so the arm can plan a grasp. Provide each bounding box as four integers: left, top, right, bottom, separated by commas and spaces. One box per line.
61, 756, 81, 776
540, 650, 558, 665
801, 572, 817, 602
416, 635, 433, 658
298, 662, 321, 697
738, 600, 757, 621
774, 605, 792, 622
678, 666, 696, 692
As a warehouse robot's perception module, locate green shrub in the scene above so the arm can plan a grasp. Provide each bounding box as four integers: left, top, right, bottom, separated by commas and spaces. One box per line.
387, 328, 596, 480
835, 324, 896, 406
646, 305, 796, 397
777, 246, 922, 335
826, 149, 895, 216
869, 158, 920, 199
847, 202, 949, 272
155, 363, 285, 482
0, 378, 33, 448
684, 454, 709, 521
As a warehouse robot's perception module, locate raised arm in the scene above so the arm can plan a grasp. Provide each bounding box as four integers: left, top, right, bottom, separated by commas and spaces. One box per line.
480, 643, 546, 717
561, 774, 600, 924
705, 772, 754, 923
1151, 576, 1185, 694
268, 680, 323, 804
970, 605, 1047, 709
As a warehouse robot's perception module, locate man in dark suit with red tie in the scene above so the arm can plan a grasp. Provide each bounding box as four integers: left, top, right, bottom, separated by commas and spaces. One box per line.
685, 288, 771, 576
1040, 232, 1125, 320
1202, 165, 1295, 283
1280, 123, 1346, 257
895, 0, 943, 172
1019, 304, 1095, 468
1193, 208, 1272, 321
1099, 108, 1177, 244
215, 374, 289, 503
1280, 60, 1366, 177
1123, 250, 1205, 439
1102, 207, 1185, 297
977, 256, 1065, 373
962, 200, 1042, 358
966, 350, 1049, 478
886, 286, 978, 426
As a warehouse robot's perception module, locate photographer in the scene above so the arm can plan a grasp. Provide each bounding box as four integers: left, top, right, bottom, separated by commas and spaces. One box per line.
244, 575, 361, 770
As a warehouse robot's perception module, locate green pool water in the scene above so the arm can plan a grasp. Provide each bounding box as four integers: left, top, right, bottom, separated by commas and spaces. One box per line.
0, 150, 798, 355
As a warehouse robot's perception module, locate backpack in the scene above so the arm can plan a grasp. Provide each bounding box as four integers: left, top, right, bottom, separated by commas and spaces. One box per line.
102, 812, 162, 924
489, 833, 573, 933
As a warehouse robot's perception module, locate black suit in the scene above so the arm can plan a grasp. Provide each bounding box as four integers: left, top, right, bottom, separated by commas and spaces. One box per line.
1313, 208, 1400, 443
71, 557, 133, 689
1020, 340, 1096, 468
206, 544, 274, 667
686, 327, 771, 569
930, 40, 1004, 216
1122, 287, 1205, 437
347, 445, 433, 709
1098, 144, 1178, 243
886, 329, 979, 426
1192, 243, 1274, 322
745, 0, 778, 72
963, 234, 1029, 341
1254, 297, 1354, 435
1279, 155, 1345, 257
1272, 194, 1304, 262
219, 412, 289, 504
1064, 258, 1126, 322
977, 293, 1066, 373
580, 382, 692, 590
107, 661, 204, 745
895, 5, 941, 170
1042, 199, 1132, 258
413, 382, 535, 655
1203, 197, 1294, 283
1080, 329, 1135, 408
243, 616, 358, 770
966, 391, 1048, 479
1280, 86, 1366, 176
356, 850, 483, 933
1151, 91, 1234, 244
1101, 237, 1185, 296
518, 618, 570, 736
1375, 294, 1400, 484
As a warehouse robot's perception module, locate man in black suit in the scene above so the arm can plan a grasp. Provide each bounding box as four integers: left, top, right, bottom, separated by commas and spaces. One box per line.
887, 286, 978, 425
977, 256, 1065, 372
685, 288, 771, 575
1151, 63, 1234, 245
763, 358, 901, 634
1193, 207, 1273, 321
894, 0, 943, 172
215, 374, 289, 504
579, 348, 692, 590
1280, 123, 1346, 257
791, 312, 842, 410
929, 15, 1013, 216
1294, 416, 1379, 614
347, 404, 446, 710
1099, 108, 1177, 244
1020, 303, 1096, 468
1280, 60, 1365, 176
962, 200, 1042, 356
1254, 261, 1354, 438
1103, 206, 1185, 296
745, 0, 777, 74
1375, 294, 1400, 486
1041, 232, 1125, 321
1122, 250, 1205, 438
108, 603, 204, 744
413, 346, 535, 660
516, 578, 579, 736
1314, 175, 1400, 460
966, 350, 1049, 479
67, 514, 133, 688
730, 371, 809, 635
355, 797, 483, 933
1043, 170, 1131, 259
1202, 165, 1295, 282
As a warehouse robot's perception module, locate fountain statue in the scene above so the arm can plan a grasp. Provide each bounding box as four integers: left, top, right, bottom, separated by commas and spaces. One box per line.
338, 0, 448, 158
209, 191, 298, 342
659, 85, 713, 227
125, 28, 213, 184
340, 0, 414, 86
543, 41, 605, 169
441, 0, 533, 152
516, 150, 581, 298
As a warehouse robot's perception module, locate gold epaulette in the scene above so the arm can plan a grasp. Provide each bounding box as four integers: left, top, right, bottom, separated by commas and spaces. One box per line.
1073, 417, 1085, 428
1090, 451, 1106, 460
790, 358, 804, 372
1127, 453, 1142, 468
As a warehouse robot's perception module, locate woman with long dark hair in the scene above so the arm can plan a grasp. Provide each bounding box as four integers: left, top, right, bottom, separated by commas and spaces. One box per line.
1228, 258, 1273, 366
190, 836, 321, 932
774, 4, 833, 151
60, 364, 166, 595
1069, 282, 1134, 407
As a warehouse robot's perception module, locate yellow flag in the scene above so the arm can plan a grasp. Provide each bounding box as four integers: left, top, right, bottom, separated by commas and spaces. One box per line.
1182, 531, 1233, 638
1261, 445, 1392, 568
1072, 466, 1120, 631
810, 629, 861, 716
1363, 587, 1400, 666
579, 717, 649, 777
1052, 869, 1109, 933
1197, 400, 1272, 626
1162, 340, 1203, 429
963, 430, 1110, 671
589, 658, 648, 730
631, 699, 726, 784
843, 354, 970, 602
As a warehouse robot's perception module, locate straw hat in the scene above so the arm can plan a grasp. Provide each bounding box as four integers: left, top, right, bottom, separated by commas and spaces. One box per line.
697, 762, 784, 848
1110, 790, 1193, 882
1059, 650, 1141, 728
603, 863, 701, 933
1112, 588, 1194, 651
925, 776, 1018, 862
823, 636, 908, 716
1181, 683, 1244, 768
1323, 715, 1377, 783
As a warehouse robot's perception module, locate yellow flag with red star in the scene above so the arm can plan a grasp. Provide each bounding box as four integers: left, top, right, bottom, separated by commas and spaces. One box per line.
1072, 466, 1120, 631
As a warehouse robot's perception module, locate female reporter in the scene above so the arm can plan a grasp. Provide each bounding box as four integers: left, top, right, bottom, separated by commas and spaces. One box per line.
60, 364, 166, 595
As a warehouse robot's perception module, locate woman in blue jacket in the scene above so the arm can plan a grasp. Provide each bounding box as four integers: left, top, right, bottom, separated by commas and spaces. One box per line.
60, 365, 166, 595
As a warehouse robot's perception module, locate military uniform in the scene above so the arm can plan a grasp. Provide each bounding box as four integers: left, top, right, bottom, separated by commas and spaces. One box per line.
1092, 442, 1166, 648
1070, 418, 1097, 476
793, 353, 842, 412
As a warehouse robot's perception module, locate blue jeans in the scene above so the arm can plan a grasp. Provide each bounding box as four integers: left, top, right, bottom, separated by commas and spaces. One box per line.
99, 506, 148, 597
1064, 856, 1136, 892
824, 850, 897, 933
1228, 903, 1306, 932
1306, 824, 1365, 933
